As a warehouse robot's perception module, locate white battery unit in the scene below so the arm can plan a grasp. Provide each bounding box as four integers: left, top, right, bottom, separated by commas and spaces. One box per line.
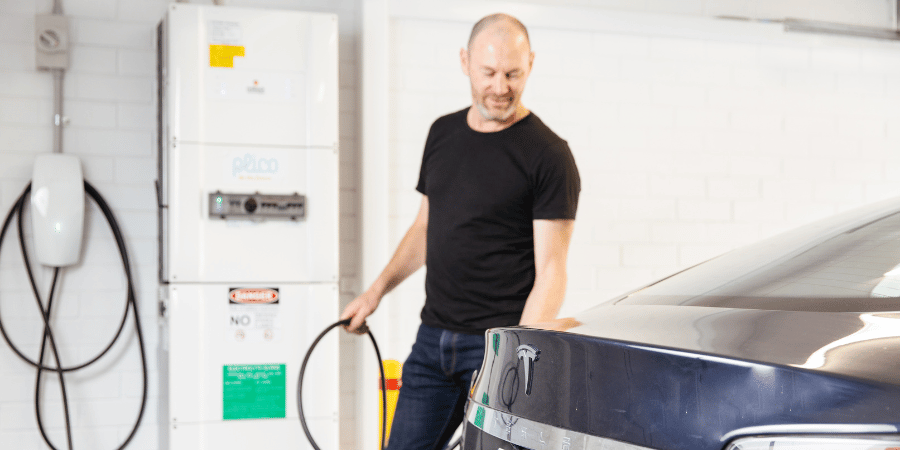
158, 4, 339, 449
167, 284, 338, 448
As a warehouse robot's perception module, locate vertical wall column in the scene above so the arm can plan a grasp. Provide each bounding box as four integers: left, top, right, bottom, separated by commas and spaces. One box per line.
361, 0, 390, 448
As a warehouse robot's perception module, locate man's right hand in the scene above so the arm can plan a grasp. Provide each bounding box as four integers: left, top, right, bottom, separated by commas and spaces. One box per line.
340, 195, 429, 335
340, 290, 382, 334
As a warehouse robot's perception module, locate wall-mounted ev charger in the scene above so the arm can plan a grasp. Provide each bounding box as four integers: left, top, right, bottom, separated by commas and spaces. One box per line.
0, 153, 148, 450
30, 154, 84, 267
0, 4, 147, 449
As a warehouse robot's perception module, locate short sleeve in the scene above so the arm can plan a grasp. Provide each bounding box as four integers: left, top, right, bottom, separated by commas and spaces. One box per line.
532, 140, 580, 220
416, 121, 439, 195
416, 152, 428, 196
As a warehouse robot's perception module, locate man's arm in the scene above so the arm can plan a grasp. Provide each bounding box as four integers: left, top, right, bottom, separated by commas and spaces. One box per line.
518, 219, 575, 326
340, 195, 429, 334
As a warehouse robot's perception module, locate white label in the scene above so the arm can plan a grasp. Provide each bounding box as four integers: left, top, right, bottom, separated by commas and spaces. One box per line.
208, 21, 242, 46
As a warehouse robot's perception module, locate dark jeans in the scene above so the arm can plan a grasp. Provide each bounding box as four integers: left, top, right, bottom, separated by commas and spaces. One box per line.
386, 323, 486, 450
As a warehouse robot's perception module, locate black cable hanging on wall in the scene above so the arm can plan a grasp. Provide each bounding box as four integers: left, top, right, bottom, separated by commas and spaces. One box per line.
0, 182, 148, 450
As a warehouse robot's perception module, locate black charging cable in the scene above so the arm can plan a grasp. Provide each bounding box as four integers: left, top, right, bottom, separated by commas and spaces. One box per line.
0, 182, 148, 450
297, 320, 463, 450
297, 319, 387, 450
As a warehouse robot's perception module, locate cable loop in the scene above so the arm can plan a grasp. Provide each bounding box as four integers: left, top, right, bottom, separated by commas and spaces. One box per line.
0, 181, 148, 450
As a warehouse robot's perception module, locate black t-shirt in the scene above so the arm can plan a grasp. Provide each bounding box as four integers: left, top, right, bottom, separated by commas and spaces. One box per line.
415, 108, 580, 335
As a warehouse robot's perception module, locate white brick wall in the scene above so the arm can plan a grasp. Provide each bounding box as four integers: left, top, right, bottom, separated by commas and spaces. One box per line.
386, 6, 900, 324
0, 0, 361, 449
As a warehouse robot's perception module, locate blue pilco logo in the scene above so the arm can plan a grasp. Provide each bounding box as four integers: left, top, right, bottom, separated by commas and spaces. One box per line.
233, 154, 278, 176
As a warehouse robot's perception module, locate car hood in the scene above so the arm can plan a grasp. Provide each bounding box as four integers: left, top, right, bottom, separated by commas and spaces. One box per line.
530, 304, 900, 385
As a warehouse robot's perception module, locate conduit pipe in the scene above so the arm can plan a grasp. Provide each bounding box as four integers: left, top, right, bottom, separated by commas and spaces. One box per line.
52, 69, 64, 153
47, 0, 65, 153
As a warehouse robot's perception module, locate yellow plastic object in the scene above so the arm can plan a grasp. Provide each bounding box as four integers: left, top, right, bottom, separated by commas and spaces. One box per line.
209, 44, 245, 68
379, 359, 402, 446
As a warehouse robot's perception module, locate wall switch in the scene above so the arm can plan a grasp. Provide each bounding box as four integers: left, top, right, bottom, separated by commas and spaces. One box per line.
35, 14, 69, 70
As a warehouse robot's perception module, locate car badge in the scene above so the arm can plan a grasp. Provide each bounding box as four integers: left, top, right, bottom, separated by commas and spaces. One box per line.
516, 344, 540, 396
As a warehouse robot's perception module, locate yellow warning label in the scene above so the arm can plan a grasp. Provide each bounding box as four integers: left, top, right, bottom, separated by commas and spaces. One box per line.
209, 44, 245, 68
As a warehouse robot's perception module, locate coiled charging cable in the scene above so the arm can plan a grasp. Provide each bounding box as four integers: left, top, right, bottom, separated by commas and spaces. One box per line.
0, 182, 148, 450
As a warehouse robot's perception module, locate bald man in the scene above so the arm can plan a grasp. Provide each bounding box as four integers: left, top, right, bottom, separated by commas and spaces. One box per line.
341, 13, 580, 449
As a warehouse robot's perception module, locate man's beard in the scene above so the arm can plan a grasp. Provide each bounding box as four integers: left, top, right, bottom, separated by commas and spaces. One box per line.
475, 97, 516, 122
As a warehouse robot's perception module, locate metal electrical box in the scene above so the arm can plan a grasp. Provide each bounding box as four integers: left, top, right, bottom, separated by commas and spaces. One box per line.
35, 14, 69, 70
157, 4, 339, 449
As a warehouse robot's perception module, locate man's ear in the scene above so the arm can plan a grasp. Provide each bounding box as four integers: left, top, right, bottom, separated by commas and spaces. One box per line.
460, 47, 469, 76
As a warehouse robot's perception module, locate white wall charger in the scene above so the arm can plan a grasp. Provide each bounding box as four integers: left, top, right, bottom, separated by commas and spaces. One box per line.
30, 154, 84, 267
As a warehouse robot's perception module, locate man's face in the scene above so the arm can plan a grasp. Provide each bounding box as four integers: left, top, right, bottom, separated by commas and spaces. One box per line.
461, 26, 533, 123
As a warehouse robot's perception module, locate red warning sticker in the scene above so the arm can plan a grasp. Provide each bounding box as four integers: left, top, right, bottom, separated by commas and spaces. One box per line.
229, 288, 279, 304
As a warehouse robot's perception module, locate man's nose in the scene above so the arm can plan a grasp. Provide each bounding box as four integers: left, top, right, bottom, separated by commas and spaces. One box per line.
491, 74, 509, 94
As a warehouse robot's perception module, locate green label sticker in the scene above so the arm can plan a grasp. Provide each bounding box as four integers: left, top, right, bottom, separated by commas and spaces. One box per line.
492, 334, 499, 356
474, 406, 485, 429
481, 392, 490, 405
223, 364, 286, 420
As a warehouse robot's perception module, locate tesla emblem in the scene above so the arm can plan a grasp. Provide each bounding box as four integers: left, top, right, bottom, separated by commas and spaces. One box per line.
516, 344, 540, 396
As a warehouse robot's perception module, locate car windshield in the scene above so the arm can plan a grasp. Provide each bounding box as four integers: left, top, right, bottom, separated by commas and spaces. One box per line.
615, 198, 900, 312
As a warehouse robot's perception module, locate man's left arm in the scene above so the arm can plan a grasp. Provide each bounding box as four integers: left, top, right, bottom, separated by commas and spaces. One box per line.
519, 218, 576, 326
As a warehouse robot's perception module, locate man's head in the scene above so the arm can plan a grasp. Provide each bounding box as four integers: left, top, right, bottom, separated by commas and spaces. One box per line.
460, 13, 534, 125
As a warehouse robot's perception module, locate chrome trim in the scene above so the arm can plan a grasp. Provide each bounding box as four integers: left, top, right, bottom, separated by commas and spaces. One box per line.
720, 424, 899, 442
465, 401, 654, 450
725, 434, 900, 450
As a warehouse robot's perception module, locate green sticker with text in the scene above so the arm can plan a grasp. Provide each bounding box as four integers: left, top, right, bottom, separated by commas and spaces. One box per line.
223, 364, 286, 420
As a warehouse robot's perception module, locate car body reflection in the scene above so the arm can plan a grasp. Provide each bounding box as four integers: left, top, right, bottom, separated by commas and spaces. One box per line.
463, 198, 900, 450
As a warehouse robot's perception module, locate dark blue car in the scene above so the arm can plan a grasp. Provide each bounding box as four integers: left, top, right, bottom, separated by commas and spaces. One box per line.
463, 198, 900, 450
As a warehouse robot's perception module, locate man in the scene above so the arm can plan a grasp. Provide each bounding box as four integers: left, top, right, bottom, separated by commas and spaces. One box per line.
341, 13, 580, 450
